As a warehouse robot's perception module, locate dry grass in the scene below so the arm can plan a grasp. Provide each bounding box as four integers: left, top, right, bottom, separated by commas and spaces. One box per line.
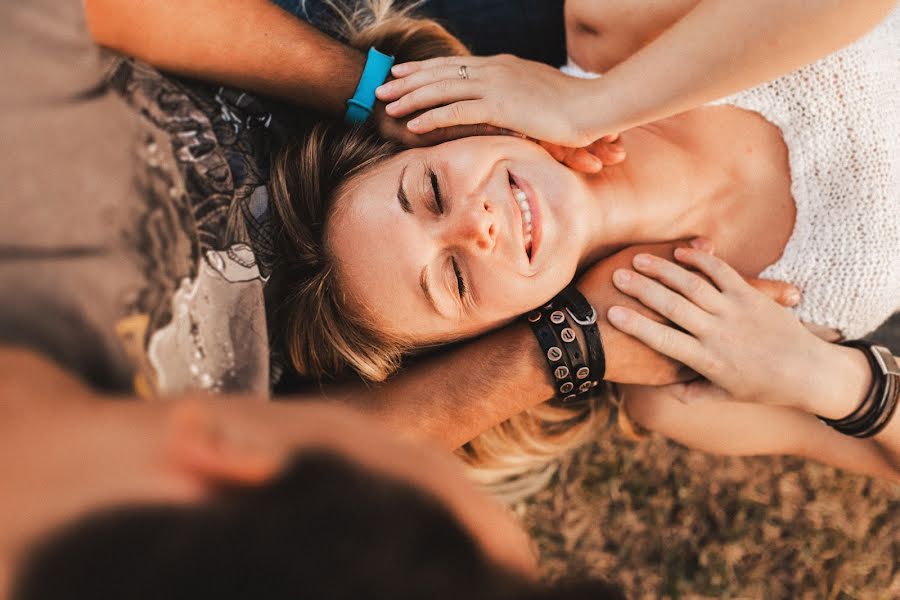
519, 316, 900, 599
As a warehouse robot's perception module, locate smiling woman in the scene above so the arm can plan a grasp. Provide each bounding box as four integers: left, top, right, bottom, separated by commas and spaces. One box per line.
327, 135, 590, 344
268, 0, 900, 490
269, 122, 618, 491
265, 4, 626, 489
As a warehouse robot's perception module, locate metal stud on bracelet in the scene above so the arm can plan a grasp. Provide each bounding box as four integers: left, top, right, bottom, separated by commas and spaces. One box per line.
547, 308, 590, 399
557, 285, 605, 383
526, 309, 577, 399
525, 286, 606, 404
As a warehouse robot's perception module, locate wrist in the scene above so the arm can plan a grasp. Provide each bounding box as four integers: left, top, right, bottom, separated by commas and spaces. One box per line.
570, 76, 628, 143
803, 342, 872, 418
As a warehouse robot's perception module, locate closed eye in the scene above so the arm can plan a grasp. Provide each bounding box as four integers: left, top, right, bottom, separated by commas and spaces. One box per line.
429, 168, 444, 214
451, 257, 466, 298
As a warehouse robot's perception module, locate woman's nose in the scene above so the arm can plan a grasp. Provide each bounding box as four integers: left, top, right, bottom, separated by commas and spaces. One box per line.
453, 200, 496, 252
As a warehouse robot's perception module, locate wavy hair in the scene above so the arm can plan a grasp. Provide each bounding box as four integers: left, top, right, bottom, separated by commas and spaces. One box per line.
268, 0, 618, 501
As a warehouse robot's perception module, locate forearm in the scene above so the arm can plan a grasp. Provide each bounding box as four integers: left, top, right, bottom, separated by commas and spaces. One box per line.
576, 0, 897, 137
322, 323, 554, 449
321, 246, 687, 449
625, 388, 900, 482
83, 0, 363, 115
799, 344, 900, 472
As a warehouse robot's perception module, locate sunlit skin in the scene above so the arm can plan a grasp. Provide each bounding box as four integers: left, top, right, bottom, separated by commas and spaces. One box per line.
0, 349, 537, 597
565, 0, 701, 74
328, 136, 594, 344
328, 108, 796, 346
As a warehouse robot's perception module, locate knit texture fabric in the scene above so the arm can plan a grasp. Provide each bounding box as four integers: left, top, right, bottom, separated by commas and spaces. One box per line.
565, 8, 900, 337
706, 8, 900, 337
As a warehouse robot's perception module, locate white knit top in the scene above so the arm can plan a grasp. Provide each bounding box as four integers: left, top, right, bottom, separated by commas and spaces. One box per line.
565, 8, 900, 337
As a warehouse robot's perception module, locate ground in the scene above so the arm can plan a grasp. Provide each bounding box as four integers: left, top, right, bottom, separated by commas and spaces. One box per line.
521, 315, 900, 599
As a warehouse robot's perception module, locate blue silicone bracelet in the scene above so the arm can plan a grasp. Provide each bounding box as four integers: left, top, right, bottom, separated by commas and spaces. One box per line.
345, 47, 395, 125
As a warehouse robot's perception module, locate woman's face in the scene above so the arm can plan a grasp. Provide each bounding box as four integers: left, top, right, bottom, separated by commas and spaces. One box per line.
327, 136, 593, 344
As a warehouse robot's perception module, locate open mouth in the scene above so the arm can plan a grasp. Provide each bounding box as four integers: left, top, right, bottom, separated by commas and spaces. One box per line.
508, 172, 533, 260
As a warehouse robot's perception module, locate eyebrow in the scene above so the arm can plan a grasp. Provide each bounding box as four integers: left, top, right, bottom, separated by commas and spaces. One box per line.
419, 265, 443, 317
397, 165, 412, 214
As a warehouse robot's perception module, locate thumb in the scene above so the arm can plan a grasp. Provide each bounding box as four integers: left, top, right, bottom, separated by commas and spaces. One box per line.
416, 123, 518, 145
746, 278, 801, 307
166, 403, 282, 488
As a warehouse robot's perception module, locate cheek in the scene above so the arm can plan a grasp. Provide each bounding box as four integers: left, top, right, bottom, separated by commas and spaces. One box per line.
476, 270, 574, 321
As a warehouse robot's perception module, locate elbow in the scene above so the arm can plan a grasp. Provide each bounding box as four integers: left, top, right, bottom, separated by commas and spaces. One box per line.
82, 0, 123, 49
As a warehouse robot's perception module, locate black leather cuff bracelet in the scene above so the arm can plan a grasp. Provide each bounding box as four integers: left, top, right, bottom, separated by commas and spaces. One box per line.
527, 307, 577, 400
819, 340, 900, 438
557, 285, 606, 384
546, 307, 588, 400
526, 286, 606, 404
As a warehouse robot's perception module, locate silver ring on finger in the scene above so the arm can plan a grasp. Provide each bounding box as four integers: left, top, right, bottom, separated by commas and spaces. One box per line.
458, 65, 469, 80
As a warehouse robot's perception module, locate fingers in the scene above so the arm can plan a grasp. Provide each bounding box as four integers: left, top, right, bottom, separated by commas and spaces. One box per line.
746, 278, 801, 307
562, 148, 604, 173
538, 141, 624, 173
668, 380, 731, 406
586, 138, 626, 165
383, 79, 481, 119
391, 56, 474, 78
384, 79, 481, 118
377, 65, 479, 103
403, 123, 513, 146
611, 267, 712, 334
672, 247, 748, 292
406, 100, 491, 134
606, 304, 704, 368
537, 140, 567, 162
629, 252, 724, 313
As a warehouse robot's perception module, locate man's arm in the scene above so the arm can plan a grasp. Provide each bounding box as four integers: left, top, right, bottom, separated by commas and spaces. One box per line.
324, 244, 709, 449
326, 242, 800, 450
83, 0, 363, 115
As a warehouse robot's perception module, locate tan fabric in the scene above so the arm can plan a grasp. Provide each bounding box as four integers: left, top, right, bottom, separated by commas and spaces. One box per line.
0, 0, 271, 394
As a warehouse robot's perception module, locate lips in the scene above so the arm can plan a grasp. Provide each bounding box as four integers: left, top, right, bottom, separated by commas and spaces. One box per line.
508, 170, 542, 265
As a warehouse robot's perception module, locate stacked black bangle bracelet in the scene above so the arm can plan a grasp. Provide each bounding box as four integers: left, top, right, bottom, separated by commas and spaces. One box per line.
818, 340, 900, 438
526, 285, 605, 404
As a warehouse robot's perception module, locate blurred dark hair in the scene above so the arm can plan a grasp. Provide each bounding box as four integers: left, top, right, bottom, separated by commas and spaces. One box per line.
12, 451, 623, 600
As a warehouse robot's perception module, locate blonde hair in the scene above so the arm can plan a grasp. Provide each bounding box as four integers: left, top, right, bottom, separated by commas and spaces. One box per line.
269, 0, 619, 501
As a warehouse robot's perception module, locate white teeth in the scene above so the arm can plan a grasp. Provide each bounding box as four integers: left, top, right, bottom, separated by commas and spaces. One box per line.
511, 182, 533, 256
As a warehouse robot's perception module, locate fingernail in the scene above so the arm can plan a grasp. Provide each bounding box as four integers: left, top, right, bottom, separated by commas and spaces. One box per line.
633, 254, 652, 269
613, 269, 632, 285
608, 306, 628, 324
786, 289, 801, 306
386, 101, 398, 113
391, 64, 410, 76
674, 247, 689, 260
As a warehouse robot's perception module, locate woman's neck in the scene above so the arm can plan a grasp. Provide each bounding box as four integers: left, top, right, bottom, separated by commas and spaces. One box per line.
576, 108, 795, 276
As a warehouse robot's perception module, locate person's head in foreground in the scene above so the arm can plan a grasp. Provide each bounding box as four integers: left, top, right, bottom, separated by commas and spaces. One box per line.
7, 391, 622, 600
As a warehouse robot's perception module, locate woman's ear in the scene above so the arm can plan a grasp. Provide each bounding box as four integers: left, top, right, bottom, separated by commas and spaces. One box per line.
164, 401, 283, 489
